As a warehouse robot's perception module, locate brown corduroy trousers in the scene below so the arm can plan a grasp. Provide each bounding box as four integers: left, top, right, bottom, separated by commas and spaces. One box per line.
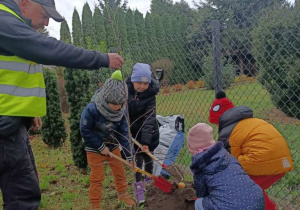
87, 148, 127, 208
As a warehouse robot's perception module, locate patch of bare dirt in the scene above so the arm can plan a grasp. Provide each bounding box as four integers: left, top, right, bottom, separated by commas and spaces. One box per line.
163, 164, 185, 182
263, 108, 300, 125
144, 181, 196, 210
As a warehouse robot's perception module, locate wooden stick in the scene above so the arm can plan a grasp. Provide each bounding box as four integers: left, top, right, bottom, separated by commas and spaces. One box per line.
109, 152, 132, 168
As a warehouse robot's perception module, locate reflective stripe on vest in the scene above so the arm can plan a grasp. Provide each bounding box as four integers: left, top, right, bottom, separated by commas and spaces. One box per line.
0, 4, 25, 23
0, 4, 46, 117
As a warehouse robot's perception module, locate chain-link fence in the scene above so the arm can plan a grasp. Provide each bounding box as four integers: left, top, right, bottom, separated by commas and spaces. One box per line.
110, 3, 300, 209
54, 2, 300, 209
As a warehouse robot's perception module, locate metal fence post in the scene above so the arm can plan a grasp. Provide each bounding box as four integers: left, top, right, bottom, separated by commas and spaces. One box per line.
211, 20, 223, 94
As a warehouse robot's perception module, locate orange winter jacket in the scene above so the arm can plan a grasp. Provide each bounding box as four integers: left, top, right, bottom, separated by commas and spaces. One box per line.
218, 106, 293, 176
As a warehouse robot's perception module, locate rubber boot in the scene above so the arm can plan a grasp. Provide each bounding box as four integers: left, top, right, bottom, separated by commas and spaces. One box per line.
134, 181, 145, 203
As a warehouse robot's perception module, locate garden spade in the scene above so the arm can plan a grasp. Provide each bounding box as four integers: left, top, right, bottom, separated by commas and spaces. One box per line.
109, 152, 174, 193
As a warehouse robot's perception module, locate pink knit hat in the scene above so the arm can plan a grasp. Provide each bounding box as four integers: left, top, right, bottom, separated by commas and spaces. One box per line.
187, 123, 216, 154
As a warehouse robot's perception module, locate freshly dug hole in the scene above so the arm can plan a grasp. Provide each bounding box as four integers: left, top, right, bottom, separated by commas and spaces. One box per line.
144, 181, 196, 210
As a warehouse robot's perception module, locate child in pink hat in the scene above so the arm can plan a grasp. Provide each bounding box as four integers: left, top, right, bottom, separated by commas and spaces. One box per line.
188, 123, 264, 210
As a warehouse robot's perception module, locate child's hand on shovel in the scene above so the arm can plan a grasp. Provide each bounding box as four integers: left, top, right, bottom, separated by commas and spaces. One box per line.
100, 147, 111, 156
133, 139, 167, 168
142, 145, 149, 152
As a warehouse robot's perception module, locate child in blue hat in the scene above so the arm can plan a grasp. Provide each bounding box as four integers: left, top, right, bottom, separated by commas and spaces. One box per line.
126, 63, 160, 203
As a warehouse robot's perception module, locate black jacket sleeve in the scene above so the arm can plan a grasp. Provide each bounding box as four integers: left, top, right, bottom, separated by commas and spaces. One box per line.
0, 12, 109, 69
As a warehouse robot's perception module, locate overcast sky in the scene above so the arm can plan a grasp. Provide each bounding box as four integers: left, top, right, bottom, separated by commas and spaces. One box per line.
47, 0, 195, 39
47, 0, 295, 40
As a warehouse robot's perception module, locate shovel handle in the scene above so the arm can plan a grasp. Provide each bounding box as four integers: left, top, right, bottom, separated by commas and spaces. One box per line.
109, 152, 132, 168
134, 167, 153, 178
109, 152, 154, 178
133, 139, 166, 167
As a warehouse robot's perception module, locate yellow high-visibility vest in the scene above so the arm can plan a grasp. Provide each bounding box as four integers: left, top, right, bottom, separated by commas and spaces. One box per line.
0, 4, 46, 117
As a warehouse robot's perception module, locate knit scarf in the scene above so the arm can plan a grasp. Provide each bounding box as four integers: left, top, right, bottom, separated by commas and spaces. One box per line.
95, 90, 125, 122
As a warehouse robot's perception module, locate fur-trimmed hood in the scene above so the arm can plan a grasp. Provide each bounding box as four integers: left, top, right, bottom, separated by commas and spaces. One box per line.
190, 142, 230, 175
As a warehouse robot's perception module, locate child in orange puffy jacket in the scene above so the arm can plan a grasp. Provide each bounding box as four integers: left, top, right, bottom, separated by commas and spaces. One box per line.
209, 91, 294, 210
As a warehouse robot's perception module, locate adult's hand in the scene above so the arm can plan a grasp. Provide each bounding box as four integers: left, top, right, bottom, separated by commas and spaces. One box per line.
30, 117, 42, 132
108, 53, 125, 69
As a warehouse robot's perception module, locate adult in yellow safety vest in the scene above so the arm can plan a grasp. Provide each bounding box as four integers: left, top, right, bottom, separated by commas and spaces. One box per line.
0, 0, 124, 209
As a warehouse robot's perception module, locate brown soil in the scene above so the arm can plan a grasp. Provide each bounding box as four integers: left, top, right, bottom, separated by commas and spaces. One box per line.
163, 164, 185, 182
263, 108, 300, 125
144, 181, 196, 210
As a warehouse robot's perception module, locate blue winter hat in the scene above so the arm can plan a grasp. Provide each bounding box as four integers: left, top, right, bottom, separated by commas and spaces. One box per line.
131, 63, 152, 84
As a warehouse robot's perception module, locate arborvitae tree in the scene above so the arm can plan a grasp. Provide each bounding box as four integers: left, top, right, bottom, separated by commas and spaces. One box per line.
41, 68, 67, 148
145, 12, 159, 62
117, 8, 129, 49
82, 3, 95, 48
72, 9, 82, 47
150, 0, 173, 16
93, 7, 107, 45
153, 14, 167, 58
162, 14, 174, 59
145, 12, 155, 40
133, 9, 147, 61
162, 14, 172, 36
134, 10, 146, 44
83, 4, 103, 102
103, 5, 117, 49
173, 0, 191, 32
58, 21, 71, 113
60, 21, 72, 44
89, 41, 109, 95
170, 16, 180, 35
98, 2, 129, 50
168, 1, 193, 84
99, 0, 127, 11
63, 9, 90, 168
64, 68, 91, 168
125, 9, 138, 46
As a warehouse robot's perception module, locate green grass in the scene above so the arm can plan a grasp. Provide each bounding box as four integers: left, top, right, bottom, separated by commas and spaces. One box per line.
0, 81, 299, 209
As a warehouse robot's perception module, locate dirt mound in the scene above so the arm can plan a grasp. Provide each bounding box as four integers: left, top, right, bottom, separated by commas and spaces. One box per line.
163, 164, 185, 181
144, 181, 196, 210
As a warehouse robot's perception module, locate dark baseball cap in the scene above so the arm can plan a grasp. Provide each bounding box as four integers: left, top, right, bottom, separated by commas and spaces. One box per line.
31, 0, 64, 22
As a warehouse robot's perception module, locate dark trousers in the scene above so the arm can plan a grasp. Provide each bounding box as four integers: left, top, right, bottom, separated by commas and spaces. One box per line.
135, 152, 153, 182
0, 124, 41, 210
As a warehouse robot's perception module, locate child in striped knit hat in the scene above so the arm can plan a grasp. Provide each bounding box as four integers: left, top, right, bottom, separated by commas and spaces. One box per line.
188, 123, 264, 210
80, 71, 135, 209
